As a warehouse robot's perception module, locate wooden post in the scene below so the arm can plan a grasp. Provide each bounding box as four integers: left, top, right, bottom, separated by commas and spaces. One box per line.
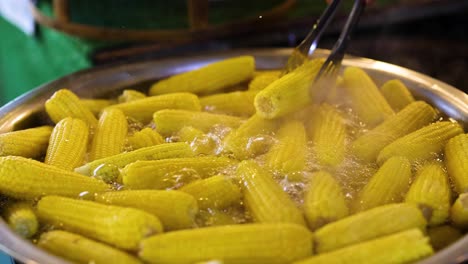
187, 0, 209, 30
53, 0, 69, 23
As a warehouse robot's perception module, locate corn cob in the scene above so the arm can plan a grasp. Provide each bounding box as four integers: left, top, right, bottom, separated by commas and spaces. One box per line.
237, 160, 306, 226
38, 230, 142, 264
109, 93, 201, 123
154, 109, 244, 135
89, 108, 128, 161
288, 104, 316, 123
308, 104, 346, 167
0, 126, 52, 158
122, 156, 236, 190
118, 89, 147, 103
45, 89, 98, 127
303, 171, 349, 230
445, 133, 468, 194
380, 79, 415, 112
223, 114, 277, 160
0, 156, 109, 199
75, 142, 193, 176
37, 195, 163, 250
180, 175, 242, 209
81, 99, 113, 116
427, 225, 462, 250
405, 162, 451, 226
253, 70, 281, 77
342, 67, 394, 127
353, 156, 412, 212
254, 59, 323, 119
265, 120, 307, 178
248, 71, 280, 92
377, 121, 463, 164
177, 126, 217, 155
92, 164, 122, 184
45, 118, 89, 170
139, 223, 313, 264
149, 56, 255, 95
294, 229, 433, 264
177, 126, 204, 142
2, 202, 38, 238
323, 76, 345, 105
197, 209, 238, 227
351, 101, 437, 162
200, 91, 256, 116
193, 261, 223, 264
450, 192, 468, 229
96, 190, 198, 230
314, 203, 427, 253
128, 127, 165, 150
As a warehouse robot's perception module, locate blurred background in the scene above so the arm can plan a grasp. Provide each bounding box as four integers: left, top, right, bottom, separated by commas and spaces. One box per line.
1, 0, 468, 107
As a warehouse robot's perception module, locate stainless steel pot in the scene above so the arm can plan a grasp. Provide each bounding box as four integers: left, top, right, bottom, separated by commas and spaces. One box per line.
0, 49, 467, 264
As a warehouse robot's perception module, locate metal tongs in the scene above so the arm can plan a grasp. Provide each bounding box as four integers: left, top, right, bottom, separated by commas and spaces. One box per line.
283, 0, 366, 101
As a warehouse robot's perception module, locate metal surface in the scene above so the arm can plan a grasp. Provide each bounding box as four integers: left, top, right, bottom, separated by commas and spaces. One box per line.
0, 48, 467, 264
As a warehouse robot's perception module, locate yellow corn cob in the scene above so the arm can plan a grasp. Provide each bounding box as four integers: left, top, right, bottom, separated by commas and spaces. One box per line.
314, 203, 427, 253
122, 156, 236, 190
351, 101, 437, 162
323, 76, 345, 105
197, 209, 238, 227
177, 126, 204, 142
37, 195, 163, 250
75, 142, 193, 176
139, 223, 313, 264
2, 202, 38, 238
81, 99, 112, 116
38, 230, 142, 264
427, 225, 462, 250
405, 162, 451, 226
294, 229, 433, 264
253, 70, 281, 77
45, 118, 89, 170
149, 56, 255, 95
377, 121, 464, 164
118, 89, 147, 103
193, 261, 224, 264
0, 156, 109, 199
177, 126, 217, 155
180, 175, 242, 209
380, 79, 415, 112
96, 190, 198, 230
288, 104, 316, 123
237, 160, 306, 226
248, 71, 280, 92
128, 127, 165, 150
265, 120, 307, 179
450, 193, 468, 229
254, 59, 323, 119
342, 67, 394, 127
308, 104, 346, 167
91, 164, 122, 184
89, 108, 128, 161
0, 126, 52, 158
109, 92, 201, 123
223, 114, 278, 160
303, 171, 349, 230
45, 89, 98, 127
445, 133, 468, 194
200, 91, 256, 116
353, 156, 412, 212
154, 109, 244, 136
